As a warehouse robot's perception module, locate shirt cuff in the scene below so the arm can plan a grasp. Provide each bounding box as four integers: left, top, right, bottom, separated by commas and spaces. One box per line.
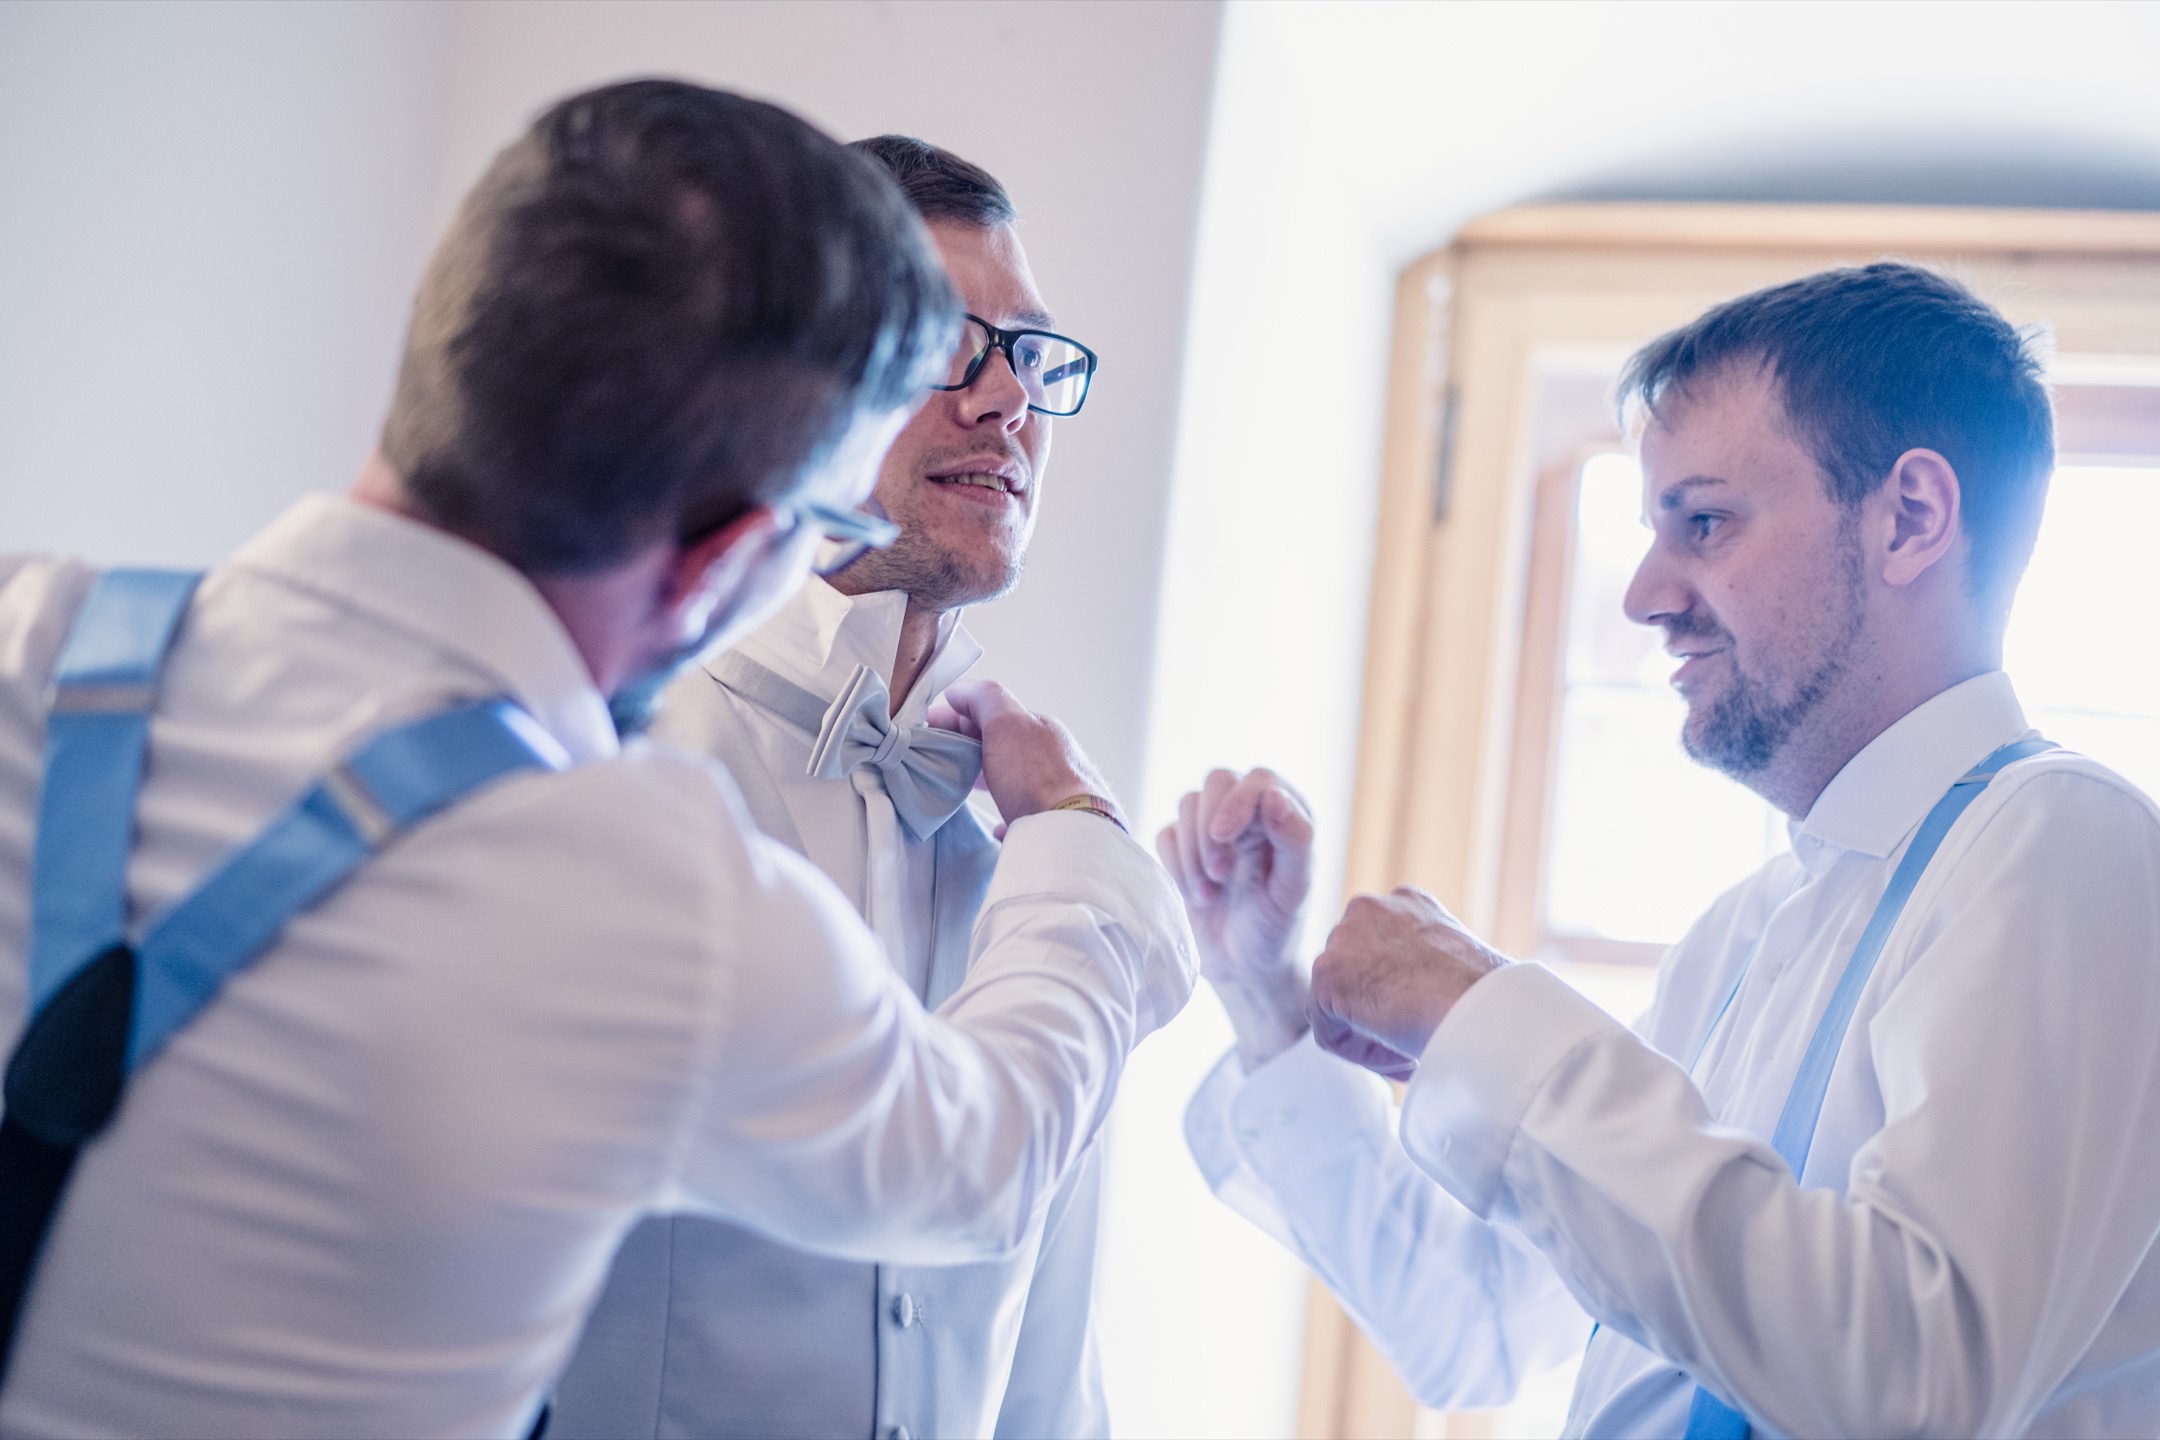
1184, 1033, 1395, 1250
988, 810, 1196, 1035
1399, 963, 1621, 1218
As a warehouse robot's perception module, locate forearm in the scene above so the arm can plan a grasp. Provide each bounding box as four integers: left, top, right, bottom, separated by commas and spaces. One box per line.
1209, 966, 1310, 1072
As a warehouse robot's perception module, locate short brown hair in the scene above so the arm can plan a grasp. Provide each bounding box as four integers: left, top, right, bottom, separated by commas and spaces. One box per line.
849, 135, 1016, 227
1622, 262, 2054, 621
382, 80, 959, 575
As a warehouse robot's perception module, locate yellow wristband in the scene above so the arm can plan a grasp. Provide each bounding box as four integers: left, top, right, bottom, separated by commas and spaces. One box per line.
1049, 793, 1128, 833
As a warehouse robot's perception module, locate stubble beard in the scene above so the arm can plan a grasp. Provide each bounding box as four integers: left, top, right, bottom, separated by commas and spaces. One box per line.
1682, 522, 1868, 783
831, 523, 1025, 612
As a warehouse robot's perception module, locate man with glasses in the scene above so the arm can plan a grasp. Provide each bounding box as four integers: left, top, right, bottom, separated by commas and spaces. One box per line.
550, 137, 1113, 1440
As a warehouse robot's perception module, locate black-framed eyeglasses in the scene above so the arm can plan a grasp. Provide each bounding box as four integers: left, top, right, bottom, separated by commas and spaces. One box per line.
797, 498, 900, 577
930, 314, 1098, 417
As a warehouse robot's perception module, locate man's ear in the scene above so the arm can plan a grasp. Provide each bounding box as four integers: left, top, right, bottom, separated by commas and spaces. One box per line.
1880, 448, 1964, 590
661, 504, 788, 636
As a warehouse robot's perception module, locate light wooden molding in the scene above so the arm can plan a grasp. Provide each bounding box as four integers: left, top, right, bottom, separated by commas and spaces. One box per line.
1343, 250, 1456, 903
1456, 203, 2160, 257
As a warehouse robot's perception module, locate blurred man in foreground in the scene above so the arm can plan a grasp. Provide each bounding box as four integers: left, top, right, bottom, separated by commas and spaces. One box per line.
554, 135, 1118, 1440
1166, 264, 2160, 1436
0, 80, 1191, 1438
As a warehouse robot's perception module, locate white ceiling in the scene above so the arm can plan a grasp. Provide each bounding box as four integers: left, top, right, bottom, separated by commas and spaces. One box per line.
1241, 0, 2160, 265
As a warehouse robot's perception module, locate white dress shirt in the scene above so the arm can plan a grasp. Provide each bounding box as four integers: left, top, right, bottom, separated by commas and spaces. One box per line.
0, 495, 1193, 1440
551, 580, 1113, 1440
1190, 672, 2160, 1437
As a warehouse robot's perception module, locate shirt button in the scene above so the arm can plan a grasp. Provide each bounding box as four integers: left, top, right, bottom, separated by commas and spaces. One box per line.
889, 1427, 912, 1440
890, 1293, 916, 1329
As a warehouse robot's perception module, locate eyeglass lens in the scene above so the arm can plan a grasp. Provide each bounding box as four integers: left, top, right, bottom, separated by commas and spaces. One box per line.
944, 318, 1092, 416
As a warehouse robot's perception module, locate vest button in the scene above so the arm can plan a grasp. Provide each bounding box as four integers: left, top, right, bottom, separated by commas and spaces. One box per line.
891, 1292, 916, 1329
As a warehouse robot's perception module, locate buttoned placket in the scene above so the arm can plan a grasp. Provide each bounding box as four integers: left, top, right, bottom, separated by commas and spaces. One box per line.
874, 801, 954, 1440
874, 1266, 926, 1440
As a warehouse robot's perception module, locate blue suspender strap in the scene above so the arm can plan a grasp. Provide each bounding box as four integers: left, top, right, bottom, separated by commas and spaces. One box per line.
1681, 735, 2057, 1440
2, 568, 200, 1386
1764, 736, 2056, 1180
127, 698, 569, 1071
26, 569, 201, 1013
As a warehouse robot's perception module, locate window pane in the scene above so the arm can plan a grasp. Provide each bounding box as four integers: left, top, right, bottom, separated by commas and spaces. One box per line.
1546, 684, 1786, 942
2007, 464, 2160, 801
1544, 453, 1785, 947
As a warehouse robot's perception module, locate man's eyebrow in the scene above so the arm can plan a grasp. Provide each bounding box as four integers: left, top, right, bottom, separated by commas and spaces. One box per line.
1656, 475, 1729, 511
1008, 307, 1057, 330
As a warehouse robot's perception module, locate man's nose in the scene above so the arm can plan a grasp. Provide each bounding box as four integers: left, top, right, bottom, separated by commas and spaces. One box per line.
957, 348, 1030, 434
1623, 542, 1688, 628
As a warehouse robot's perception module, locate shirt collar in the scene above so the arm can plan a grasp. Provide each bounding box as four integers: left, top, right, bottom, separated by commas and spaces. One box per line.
226, 494, 619, 764
726, 577, 983, 724
1791, 670, 2032, 872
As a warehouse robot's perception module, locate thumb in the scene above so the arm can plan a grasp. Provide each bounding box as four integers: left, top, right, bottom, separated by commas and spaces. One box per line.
926, 698, 976, 739
940, 679, 1022, 732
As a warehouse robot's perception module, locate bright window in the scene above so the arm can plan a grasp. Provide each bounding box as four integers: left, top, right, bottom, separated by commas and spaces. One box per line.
2005, 464, 2160, 800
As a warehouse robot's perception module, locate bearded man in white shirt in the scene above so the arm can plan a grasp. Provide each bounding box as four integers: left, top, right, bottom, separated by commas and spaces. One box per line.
0, 82, 1194, 1439
1162, 262, 2160, 1437
551, 136, 1117, 1440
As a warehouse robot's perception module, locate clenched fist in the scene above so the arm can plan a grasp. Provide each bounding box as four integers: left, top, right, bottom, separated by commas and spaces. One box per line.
1308, 887, 1509, 1080
1156, 768, 1315, 1069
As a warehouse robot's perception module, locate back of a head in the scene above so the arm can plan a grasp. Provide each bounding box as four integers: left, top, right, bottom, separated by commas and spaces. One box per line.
1621, 261, 2056, 626
382, 80, 960, 575
847, 135, 1017, 228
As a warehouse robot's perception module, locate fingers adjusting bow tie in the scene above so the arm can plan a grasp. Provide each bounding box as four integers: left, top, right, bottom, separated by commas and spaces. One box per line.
711, 654, 982, 841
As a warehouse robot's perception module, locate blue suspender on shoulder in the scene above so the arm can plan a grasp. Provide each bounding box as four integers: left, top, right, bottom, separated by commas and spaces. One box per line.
0, 568, 570, 1388
1679, 734, 2057, 1440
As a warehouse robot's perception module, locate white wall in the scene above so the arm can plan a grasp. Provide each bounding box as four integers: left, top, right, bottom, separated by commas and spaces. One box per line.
0, 0, 450, 562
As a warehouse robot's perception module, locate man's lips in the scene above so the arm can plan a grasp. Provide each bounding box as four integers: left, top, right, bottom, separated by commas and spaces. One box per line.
925, 461, 1026, 498
1668, 647, 1726, 689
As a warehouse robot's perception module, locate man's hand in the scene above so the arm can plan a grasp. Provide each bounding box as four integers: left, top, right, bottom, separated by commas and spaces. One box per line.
935, 680, 1119, 827
1308, 887, 1509, 1081
1156, 769, 1315, 1069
